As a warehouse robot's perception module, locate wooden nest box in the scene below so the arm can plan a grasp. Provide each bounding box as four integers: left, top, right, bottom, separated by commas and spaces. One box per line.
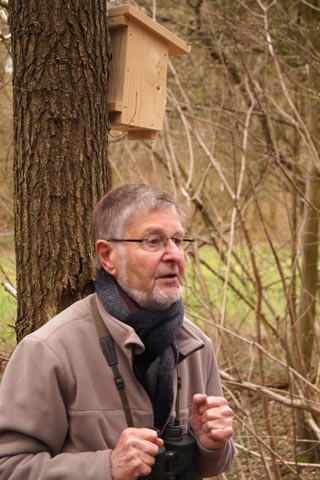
108, 4, 191, 140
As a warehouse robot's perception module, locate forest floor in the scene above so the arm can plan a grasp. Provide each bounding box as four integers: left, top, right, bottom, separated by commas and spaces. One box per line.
226, 390, 320, 480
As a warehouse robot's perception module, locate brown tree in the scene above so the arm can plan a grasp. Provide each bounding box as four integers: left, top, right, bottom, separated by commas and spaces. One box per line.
9, 0, 110, 341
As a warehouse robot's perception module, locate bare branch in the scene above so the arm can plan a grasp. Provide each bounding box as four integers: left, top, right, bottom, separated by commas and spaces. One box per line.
0, 9, 8, 22
221, 369, 320, 416
2, 282, 17, 298
234, 443, 320, 469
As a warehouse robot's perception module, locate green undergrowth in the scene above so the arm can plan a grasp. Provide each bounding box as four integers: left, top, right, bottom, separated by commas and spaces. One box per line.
0, 237, 16, 350
184, 244, 295, 335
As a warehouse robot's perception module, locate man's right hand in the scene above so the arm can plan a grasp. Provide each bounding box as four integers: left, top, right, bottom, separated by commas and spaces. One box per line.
111, 427, 164, 480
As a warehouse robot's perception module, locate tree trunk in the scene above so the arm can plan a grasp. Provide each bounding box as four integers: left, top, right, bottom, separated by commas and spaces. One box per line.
9, 0, 110, 341
296, 0, 320, 461
297, 0, 320, 376
298, 169, 320, 373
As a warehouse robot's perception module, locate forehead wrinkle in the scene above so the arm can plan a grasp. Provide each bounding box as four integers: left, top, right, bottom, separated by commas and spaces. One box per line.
140, 225, 185, 236
123, 205, 184, 237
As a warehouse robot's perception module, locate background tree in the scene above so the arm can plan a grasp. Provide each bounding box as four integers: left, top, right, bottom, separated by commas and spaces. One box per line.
297, 0, 320, 375
9, 0, 110, 341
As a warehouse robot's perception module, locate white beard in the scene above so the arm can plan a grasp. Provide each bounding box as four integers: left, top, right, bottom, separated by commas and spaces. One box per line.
119, 279, 182, 311
116, 255, 182, 311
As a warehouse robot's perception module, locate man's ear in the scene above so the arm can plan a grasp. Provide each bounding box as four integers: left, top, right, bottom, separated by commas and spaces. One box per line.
96, 240, 118, 276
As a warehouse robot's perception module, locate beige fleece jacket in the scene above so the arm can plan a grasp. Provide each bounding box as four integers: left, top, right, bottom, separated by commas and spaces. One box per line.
0, 294, 234, 479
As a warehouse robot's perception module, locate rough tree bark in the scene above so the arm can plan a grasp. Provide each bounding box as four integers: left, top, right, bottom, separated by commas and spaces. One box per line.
9, 0, 110, 341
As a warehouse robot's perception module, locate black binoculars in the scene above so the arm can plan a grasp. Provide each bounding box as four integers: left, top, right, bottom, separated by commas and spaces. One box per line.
142, 421, 198, 480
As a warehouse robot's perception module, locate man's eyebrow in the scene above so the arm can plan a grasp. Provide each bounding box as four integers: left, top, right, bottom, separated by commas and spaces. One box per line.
142, 226, 185, 236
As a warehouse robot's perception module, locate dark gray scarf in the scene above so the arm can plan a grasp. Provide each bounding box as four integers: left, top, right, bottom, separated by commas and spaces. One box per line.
95, 268, 184, 429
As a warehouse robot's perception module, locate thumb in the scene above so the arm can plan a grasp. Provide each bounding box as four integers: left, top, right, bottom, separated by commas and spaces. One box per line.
191, 394, 207, 433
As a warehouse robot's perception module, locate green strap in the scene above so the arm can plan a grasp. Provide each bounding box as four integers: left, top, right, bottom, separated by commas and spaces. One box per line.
90, 295, 134, 428
175, 376, 181, 422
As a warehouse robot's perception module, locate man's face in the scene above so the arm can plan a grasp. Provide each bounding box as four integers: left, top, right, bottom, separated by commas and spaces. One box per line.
112, 205, 186, 311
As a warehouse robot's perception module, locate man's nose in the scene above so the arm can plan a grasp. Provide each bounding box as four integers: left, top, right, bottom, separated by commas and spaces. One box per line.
162, 239, 184, 259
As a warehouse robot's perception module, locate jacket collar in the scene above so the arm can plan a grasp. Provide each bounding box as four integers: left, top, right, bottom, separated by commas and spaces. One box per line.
94, 294, 204, 360
177, 321, 205, 360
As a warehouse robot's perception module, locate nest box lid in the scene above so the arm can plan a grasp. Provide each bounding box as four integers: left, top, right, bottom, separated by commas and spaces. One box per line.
108, 4, 191, 56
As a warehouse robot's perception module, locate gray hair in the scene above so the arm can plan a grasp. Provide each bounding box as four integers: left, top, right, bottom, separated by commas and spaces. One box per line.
92, 183, 185, 242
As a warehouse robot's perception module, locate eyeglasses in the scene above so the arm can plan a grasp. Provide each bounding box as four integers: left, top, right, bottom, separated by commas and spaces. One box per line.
105, 235, 195, 252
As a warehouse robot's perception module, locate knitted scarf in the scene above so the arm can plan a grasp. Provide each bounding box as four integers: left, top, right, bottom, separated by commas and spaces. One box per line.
95, 268, 184, 430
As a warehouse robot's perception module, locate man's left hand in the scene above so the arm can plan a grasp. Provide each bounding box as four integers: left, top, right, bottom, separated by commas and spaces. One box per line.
191, 394, 233, 450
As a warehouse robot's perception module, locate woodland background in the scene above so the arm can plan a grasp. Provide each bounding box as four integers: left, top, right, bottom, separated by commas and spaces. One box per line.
0, 0, 320, 479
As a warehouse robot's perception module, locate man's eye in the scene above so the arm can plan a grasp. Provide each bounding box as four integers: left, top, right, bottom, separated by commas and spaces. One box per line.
173, 238, 183, 247
145, 236, 161, 246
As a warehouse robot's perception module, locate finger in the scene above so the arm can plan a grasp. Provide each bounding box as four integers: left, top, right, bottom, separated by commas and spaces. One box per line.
191, 394, 207, 421
136, 448, 158, 467
192, 393, 207, 407
201, 404, 233, 423
204, 424, 234, 442
134, 428, 164, 450
112, 451, 153, 480
111, 430, 163, 480
113, 428, 162, 462
202, 412, 233, 431
133, 427, 161, 442
199, 396, 228, 411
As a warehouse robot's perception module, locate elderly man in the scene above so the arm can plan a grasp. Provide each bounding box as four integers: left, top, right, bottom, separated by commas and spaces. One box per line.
0, 184, 234, 479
